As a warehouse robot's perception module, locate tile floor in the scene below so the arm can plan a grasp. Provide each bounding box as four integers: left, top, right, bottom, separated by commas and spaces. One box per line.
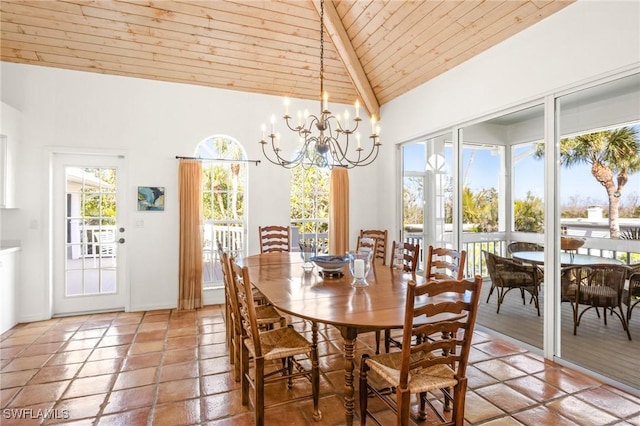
1, 306, 639, 426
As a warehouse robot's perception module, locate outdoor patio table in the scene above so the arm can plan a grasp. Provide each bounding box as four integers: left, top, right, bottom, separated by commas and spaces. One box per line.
237, 252, 424, 425
512, 250, 624, 266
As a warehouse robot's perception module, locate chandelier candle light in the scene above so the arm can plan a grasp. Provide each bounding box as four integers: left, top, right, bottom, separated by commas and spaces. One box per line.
259, 0, 381, 169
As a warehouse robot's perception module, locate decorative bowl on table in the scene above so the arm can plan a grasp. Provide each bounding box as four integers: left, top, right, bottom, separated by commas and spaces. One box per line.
311, 255, 349, 277
561, 236, 585, 251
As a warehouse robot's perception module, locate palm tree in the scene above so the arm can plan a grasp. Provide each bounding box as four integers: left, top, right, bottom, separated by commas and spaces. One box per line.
536, 126, 640, 238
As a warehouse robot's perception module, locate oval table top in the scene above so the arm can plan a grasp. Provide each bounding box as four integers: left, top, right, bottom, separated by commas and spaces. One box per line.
237, 252, 421, 330
512, 250, 624, 266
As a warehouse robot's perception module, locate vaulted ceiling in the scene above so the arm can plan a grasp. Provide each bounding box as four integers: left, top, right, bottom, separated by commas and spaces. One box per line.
0, 0, 574, 118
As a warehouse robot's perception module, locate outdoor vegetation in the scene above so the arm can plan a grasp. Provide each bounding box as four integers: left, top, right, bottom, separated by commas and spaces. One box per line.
290, 166, 329, 236
80, 168, 116, 226
403, 126, 640, 238
200, 137, 245, 221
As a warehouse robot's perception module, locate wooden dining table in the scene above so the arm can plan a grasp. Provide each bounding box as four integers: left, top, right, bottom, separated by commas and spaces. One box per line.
237, 252, 421, 425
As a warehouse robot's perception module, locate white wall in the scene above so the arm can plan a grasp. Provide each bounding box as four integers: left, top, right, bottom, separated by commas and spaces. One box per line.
0, 64, 382, 322
378, 0, 640, 241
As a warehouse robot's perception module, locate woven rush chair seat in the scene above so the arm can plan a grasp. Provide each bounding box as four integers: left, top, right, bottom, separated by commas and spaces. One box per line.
254, 304, 286, 328
363, 351, 459, 392
244, 326, 313, 361
360, 276, 483, 425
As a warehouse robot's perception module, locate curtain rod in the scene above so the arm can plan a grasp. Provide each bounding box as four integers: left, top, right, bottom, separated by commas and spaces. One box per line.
175, 156, 261, 165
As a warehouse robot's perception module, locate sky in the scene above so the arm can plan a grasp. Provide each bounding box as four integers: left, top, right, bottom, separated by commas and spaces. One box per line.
403, 144, 640, 208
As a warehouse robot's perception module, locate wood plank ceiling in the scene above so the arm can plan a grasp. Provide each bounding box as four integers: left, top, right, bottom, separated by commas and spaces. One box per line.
1, 0, 574, 118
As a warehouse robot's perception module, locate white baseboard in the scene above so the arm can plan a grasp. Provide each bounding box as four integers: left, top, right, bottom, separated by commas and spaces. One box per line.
128, 303, 176, 312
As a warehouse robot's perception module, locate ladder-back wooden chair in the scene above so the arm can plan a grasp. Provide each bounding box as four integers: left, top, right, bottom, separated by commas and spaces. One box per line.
356, 236, 378, 259
359, 276, 483, 425
360, 229, 388, 265
426, 246, 466, 281
258, 225, 291, 253
385, 245, 467, 352
381, 240, 421, 353
229, 257, 321, 425
390, 240, 420, 273
221, 252, 286, 381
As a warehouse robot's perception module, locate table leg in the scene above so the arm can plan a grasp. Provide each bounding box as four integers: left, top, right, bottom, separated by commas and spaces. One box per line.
340, 326, 358, 426
311, 321, 322, 421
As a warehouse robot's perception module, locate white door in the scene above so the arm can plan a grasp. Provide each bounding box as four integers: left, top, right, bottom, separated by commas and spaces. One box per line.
53, 153, 127, 315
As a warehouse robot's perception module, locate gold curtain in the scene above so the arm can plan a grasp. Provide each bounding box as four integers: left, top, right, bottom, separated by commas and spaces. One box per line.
178, 159, 203, 311
329, 167, 349, 255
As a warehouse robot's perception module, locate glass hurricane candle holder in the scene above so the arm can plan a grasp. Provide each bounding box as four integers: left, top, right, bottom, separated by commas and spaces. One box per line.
299, 241, 317, 273
347, 249, 373, 287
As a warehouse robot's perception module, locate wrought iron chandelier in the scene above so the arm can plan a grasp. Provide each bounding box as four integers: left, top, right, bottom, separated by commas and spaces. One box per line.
259, 0, 381, 169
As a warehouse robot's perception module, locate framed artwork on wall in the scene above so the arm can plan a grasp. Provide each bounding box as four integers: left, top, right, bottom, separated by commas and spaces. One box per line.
138, 186, 165, 211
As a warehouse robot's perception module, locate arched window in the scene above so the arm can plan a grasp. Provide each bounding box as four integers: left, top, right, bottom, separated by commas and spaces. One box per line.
290, 167, 330, 252
196, 135, 247, 287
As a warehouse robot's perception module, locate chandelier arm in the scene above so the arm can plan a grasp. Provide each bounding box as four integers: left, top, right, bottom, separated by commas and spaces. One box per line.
339, 143, 381, 168
260, 136, 308, 169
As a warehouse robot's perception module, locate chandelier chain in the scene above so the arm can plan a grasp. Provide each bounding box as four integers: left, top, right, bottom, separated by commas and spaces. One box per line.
258, 0, 380, 169
320, 0, 324, 97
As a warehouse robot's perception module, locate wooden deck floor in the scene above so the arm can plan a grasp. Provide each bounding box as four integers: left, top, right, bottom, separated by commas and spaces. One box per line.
476, 279, 640, 391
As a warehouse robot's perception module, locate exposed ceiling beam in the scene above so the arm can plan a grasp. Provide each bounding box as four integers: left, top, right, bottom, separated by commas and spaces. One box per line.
311, 0, 380, 120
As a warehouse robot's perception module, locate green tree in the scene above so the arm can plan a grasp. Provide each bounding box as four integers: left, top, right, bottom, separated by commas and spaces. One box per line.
514, 192, 544, 232
82, 168, 116, 225
200, 137, 245, 221
290, 167, 329, 235
462, 187, 498, 232
536, 126, 640, 238
403, 176, 423, 226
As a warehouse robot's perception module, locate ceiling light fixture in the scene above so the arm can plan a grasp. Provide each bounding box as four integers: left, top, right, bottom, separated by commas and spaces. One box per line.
259, 0, 381, 169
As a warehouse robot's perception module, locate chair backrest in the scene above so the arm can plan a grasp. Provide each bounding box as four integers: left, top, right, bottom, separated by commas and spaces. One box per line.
507, 242, 544, 256
390, 240, 420, 273
360, 229, 388, 265
258, 225, 291, 254
629, 263, 640, 297
398, 276, 483, 390
578, 264, 630, 304
560, 265, 589, 302
220, 252, 242, 336
425, 246, 466, 281
356, 237, 378, 259
483, 250, 538, 288
229, 257, 263, 357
